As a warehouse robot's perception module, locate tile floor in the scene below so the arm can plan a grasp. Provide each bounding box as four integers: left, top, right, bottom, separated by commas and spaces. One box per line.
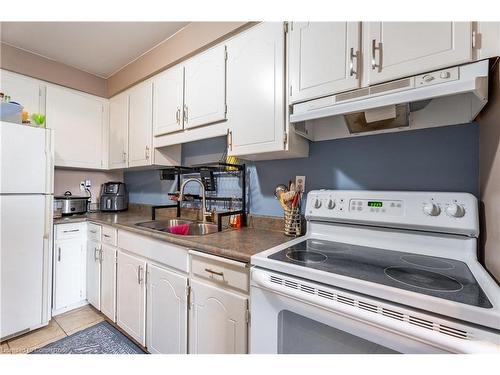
1, 305, 105, 354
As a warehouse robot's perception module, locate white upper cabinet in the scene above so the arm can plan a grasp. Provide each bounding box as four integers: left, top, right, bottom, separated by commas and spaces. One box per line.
128, 81, 153, 168
289, 22, 361, 103
108, 92, 129, 169
146, 264, 188, 354
364, 22, 473, 85
226, 22, 286, 156
153, 65, 184, 136
46, 85, 107, 169
0, 70, 44, 119
183, 44, 227, 129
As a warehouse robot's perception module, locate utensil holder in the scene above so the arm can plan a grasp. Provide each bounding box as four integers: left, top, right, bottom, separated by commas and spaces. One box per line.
284, 208, 302, 237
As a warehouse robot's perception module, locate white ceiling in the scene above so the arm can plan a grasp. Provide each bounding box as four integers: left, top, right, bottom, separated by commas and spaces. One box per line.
0, 22, 189, 78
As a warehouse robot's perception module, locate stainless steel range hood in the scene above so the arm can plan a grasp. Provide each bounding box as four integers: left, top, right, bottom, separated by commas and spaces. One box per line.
290, 60, 489, 140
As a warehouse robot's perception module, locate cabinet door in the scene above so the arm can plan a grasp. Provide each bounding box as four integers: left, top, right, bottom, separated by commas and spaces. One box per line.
153, 65, 184, 136
146, 264, 188, 354
109, 92, 129, 169
0, 70, 43, 119
54, 240, 85, 311
128, 82, 153, 168
101, 245, 117, 322
116, 250, 146, 345
364, 22, 472, 85
86, 239, 101, 310
289, 22, 361, 103
189, 279, 247, 354
226, 22, 285, 156
184, 44, 227, 129
46, 85, 105, 169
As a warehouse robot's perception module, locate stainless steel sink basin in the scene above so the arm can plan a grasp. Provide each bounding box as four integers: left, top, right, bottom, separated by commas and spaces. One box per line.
135, 219, 219, 236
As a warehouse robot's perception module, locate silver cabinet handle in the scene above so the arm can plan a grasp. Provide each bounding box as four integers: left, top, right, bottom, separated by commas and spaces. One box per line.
63, 229, 79, 233
204, 268, 224, 278
371, 39, 383, 72
145, 145, 150, 160
137, 265, 143, 284
103, 234, 111, 238
122, 151, 127, 162
94, 247, 100, 261
176, 107, 181, 125
58, 247, 61, 262
227, 130, 233, 151
183, 104, 188, 123
89, 230, 97, 234
349, 47, 359, 78
99, 249, 103, 263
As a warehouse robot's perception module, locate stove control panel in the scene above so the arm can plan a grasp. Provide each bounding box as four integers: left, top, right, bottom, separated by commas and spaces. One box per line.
305, 190, 479, 237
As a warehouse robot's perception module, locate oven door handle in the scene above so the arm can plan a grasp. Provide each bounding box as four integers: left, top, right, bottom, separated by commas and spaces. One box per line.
251, 269, 500, 354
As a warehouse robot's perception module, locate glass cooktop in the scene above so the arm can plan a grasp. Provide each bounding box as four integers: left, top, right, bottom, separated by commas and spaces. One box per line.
268, 239, 492, 308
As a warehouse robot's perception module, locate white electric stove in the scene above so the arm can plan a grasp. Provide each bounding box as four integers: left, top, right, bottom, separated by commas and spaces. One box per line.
250, 190, 500, 354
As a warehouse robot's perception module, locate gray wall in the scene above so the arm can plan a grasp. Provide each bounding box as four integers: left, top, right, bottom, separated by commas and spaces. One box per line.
124, 123, 479, 217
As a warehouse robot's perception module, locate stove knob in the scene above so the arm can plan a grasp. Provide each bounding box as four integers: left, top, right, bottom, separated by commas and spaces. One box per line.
446, 203, 465, 218
423, 202, 440, 216
314, 198, 322, 209
327, 199, 335, 210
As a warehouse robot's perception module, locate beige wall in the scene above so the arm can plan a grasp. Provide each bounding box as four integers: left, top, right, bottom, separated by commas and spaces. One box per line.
478, 60, 500, 283
54, 168, 123, 204
0, 42, 107, 97
106, 22, 255, 96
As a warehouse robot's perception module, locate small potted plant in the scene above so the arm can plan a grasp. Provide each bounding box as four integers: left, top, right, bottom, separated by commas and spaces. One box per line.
31, 113, 46, 128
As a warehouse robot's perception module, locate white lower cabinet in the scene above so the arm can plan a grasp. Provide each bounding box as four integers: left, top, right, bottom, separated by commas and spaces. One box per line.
100, 244, 117, 322
116, 250, 146, 346
189, 279, 248, 354
53, 236, 86, 314
86, 239, 101, 310
146, 264, 188, 354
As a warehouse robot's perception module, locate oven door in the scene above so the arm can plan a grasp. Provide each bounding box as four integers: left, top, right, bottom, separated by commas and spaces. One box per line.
250, 268, 473, 354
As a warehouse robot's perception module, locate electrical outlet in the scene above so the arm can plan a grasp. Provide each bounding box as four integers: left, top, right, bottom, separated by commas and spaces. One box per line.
79, 181, 86, 192
295, 175, 306, 192
85, 179, 91, 188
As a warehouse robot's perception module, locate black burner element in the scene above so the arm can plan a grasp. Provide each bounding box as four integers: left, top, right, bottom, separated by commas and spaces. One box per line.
286, 250, 327, 264
384, 267, 463, 292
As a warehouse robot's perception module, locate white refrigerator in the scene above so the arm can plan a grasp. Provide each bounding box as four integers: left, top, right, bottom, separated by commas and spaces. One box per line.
0, 121, 54, 340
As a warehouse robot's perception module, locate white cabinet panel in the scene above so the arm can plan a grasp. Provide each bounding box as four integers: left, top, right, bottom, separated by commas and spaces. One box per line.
146, 264, 188, 354
116, 250, 146, 345
364, 22, 472, 84
289, 22, 361, 103
46, 85, 105, 169
0, 70, 43, 120
86, 239, 101, 310
189, 279, 247, 354
153, 65, 184, 136
128, 82, 153, 168
109, 92, 129, 169
226, 22, 286, 156
53, 238, 86, 312
101, 244, 117, 322
184, 44, 227, 129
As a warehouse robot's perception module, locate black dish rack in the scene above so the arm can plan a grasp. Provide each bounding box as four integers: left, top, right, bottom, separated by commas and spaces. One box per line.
151, 162, 246, 232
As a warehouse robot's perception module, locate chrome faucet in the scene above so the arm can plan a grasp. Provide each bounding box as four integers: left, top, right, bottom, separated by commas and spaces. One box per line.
179, 178, 211, 222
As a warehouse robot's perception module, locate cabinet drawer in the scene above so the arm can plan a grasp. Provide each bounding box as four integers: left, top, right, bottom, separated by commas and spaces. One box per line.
88, 222, 102, 241
189, 251, 249, 293
102, 225, 117, 246
55, 222, 86, 241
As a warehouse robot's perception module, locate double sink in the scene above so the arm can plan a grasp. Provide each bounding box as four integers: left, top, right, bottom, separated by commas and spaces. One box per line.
136, 219, 219, 236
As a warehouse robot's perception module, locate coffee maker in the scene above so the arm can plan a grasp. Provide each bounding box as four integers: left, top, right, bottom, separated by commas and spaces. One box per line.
100, 182, 128, 212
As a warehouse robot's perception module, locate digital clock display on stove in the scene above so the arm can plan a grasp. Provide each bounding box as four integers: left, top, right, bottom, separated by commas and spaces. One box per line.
367, 201, 383, 208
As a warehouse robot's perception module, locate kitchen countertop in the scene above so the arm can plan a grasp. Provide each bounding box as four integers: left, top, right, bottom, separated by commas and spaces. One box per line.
53, 212, 293, 263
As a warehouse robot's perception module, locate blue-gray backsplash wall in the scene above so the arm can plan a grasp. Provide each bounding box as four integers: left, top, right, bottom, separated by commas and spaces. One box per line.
124, 123, 479, 217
